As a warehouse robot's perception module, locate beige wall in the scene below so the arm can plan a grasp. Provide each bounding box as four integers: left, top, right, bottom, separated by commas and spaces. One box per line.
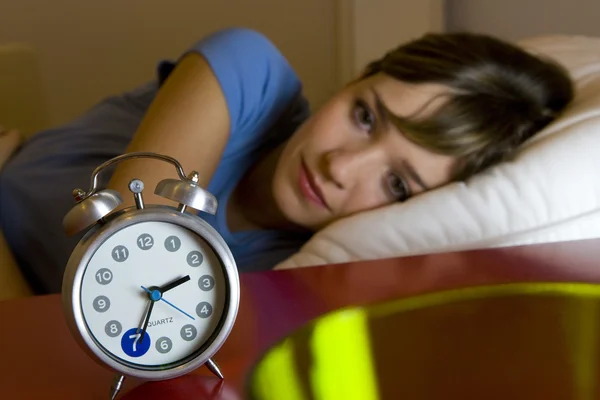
446, 0, 600, 41
0, 0, 338, 126
1, 0, 443, 129
5, 0, 594, 130
347, 0, 444, 81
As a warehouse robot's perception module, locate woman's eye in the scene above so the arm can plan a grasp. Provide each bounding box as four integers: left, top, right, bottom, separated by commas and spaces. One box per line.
353, 100, 375, 132
386, 173, 409, 201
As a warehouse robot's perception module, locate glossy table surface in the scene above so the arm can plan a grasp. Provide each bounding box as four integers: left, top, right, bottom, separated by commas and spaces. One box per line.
2, 238, 600, 399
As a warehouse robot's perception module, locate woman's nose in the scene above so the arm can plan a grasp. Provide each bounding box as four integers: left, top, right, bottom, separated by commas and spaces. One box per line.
323, 147, 381, 189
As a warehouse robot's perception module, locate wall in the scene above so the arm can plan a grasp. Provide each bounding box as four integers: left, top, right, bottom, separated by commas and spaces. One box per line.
6, 0, 597, 130
0, 0, 445, 129
446, 0, 600, 41
0, 0, 338, 126
338, 0, 444, 84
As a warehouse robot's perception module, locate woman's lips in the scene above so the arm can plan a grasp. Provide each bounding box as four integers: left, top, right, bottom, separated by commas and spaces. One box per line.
299, 160, 330, 210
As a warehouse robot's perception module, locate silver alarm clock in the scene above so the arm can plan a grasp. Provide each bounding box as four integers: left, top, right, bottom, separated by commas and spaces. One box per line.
61, 152, 240, 399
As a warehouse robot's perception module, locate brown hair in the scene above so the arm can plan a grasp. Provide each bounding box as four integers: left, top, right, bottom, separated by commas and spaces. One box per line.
361, 32, 574, 180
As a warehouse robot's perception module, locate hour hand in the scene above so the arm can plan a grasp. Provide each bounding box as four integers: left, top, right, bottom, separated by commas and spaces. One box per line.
160, 275, 190, 293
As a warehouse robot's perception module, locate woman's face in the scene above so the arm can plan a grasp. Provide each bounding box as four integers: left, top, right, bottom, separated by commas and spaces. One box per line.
272, 73, 457, 231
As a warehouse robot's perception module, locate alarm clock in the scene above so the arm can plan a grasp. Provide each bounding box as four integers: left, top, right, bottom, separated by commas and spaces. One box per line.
61, 152, 240, 399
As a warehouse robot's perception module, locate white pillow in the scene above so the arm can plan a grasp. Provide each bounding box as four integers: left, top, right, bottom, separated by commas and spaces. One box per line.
275, 35, 600, 269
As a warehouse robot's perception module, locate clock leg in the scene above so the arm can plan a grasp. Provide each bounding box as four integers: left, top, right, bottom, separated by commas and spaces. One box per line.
206, 358, 224, 379
109, 374, 126, 400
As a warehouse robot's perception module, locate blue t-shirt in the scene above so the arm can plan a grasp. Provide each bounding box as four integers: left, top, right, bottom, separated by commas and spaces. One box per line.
0, 27, 311, 294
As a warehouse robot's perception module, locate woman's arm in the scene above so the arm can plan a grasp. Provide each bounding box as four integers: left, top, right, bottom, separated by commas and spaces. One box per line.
108, 52, 230, 210
110, 27, 304, 211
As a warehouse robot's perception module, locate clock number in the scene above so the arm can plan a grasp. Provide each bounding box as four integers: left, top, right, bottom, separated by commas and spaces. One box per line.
112, 245, 129, 262
93, 295, 111, 313
186, 251, 204, 267
105, 320, 122, 338
156, 337, 173, 354
165, 236, 181, 252
129, 333, 141, 352
137, 234, 154, 250
180, 324, 197, 341
198, 275, 215, 291
121, 328, 151, 357
196, 301, 213, 319
95, 268, 113, 285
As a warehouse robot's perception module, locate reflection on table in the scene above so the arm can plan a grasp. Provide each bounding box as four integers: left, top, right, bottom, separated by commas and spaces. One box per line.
249, 282, 600, 400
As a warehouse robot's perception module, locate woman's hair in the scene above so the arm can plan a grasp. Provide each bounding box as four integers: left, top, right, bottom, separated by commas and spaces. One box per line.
361, 32, 574, 180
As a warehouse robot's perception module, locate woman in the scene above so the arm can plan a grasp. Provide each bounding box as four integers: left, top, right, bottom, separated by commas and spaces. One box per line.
0, 28, 574, 295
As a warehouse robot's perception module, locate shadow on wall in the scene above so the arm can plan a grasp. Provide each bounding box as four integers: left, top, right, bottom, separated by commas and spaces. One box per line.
0, 43, 48, 137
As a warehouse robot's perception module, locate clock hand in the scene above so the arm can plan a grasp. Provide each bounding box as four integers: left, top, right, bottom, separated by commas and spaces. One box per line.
141, 285, 195, 320
136, 299, 152, 329
159, 296, 196, 320
159, 275, 190, 293
136, 299, 155, 341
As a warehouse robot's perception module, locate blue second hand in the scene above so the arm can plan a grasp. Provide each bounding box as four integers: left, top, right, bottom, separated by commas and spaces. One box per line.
140, 286, 195, 320
160, 297, 195, 320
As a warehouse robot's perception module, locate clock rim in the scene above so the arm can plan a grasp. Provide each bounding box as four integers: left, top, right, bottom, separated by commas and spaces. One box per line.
61, 205, 240, 380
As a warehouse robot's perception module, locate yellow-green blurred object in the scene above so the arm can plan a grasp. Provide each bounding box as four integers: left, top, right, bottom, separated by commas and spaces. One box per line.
247, 283, 600, 400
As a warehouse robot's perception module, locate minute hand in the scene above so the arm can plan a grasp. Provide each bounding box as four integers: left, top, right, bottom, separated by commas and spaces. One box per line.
137, 299, 154, 340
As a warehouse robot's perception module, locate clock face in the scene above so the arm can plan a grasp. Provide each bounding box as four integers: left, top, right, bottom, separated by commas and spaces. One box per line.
79, 220, 227, 369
